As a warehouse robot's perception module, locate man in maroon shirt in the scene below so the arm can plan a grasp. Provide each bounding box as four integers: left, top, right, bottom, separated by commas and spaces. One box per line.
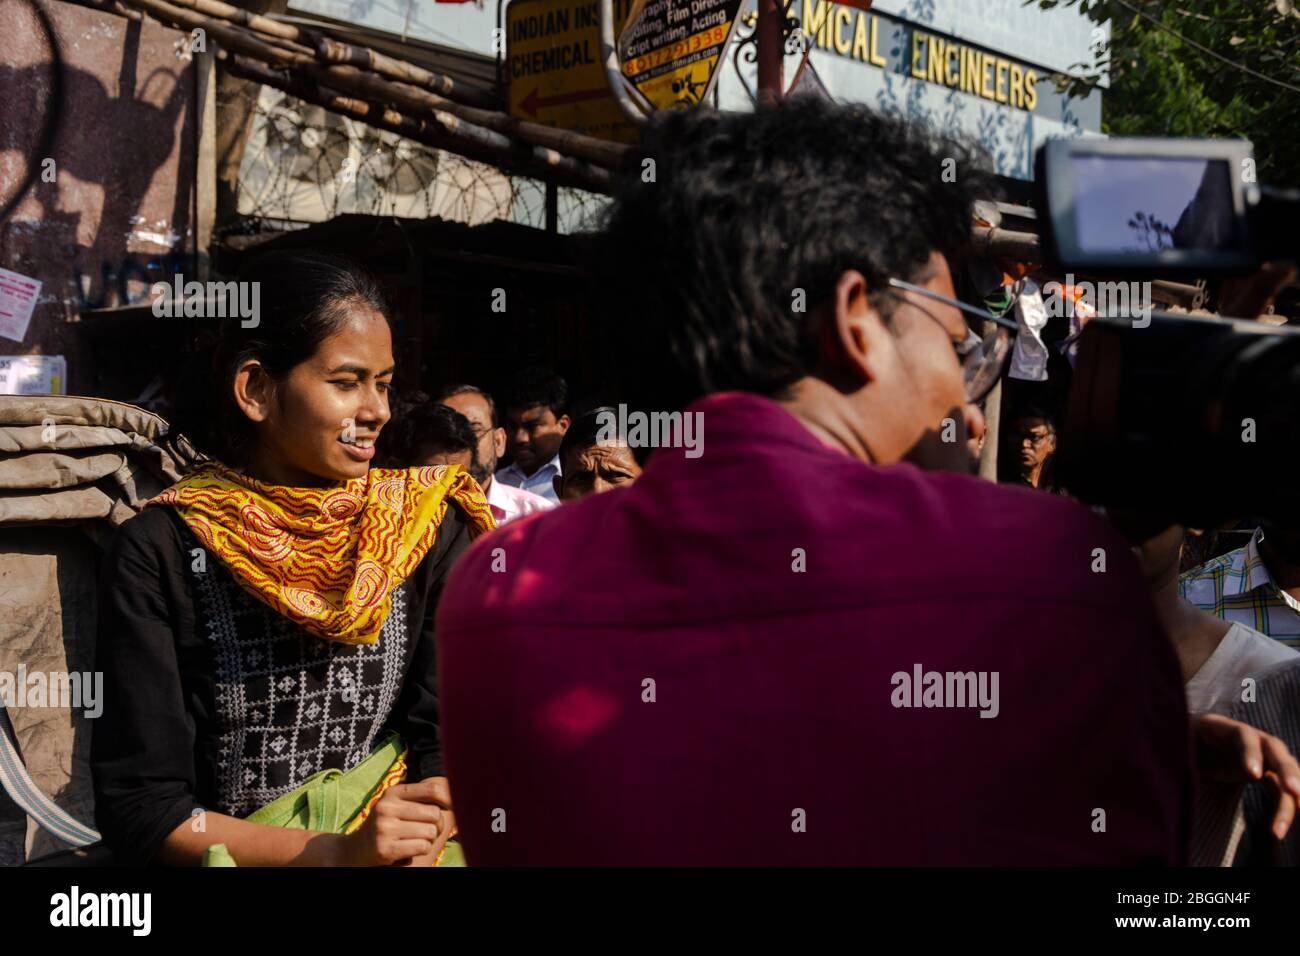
436, 98, 1191, 864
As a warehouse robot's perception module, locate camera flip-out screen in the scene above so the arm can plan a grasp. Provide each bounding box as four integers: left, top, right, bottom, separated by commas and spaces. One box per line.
1037, 138, 1258, 276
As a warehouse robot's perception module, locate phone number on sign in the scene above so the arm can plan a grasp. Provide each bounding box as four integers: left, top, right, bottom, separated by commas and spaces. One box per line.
624, 26, 727, 77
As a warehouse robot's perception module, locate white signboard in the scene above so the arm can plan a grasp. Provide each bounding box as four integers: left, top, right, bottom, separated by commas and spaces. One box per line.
717, 0, 1107, 181
0, 355, 67, 395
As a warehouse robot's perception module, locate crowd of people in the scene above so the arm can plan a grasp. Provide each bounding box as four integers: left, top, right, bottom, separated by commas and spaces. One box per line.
373, 376, 643, 511
86, 96, 1300, 866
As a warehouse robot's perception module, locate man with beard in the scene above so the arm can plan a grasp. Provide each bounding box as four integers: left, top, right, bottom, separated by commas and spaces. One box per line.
438, 384, 554, 525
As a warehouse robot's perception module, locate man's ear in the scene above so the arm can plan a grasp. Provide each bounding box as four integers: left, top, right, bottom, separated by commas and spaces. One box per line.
820, 269, 890, 387
557, 414, 571, 433
492, 426, 507, 459
233, 360, 274, 424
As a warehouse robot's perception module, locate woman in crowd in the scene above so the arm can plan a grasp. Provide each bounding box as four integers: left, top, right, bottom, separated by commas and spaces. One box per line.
91, 251, 494, 866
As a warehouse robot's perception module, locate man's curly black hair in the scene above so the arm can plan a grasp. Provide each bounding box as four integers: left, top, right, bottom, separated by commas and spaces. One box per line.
596, 96, 994, 410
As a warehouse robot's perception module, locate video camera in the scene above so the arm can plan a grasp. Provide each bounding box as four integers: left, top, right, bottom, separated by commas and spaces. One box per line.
1034, 137, 1300, 529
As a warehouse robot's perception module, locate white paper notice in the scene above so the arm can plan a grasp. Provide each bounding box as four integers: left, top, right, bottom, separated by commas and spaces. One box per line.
0, 267, 42, 343
0, 355, 67, 395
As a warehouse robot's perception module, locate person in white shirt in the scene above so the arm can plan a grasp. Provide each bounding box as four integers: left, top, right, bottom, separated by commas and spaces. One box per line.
495, 368, 570, 503
438, 384, 554, 525
1136, 525, 1296, 715
1134, 524, 1300, 866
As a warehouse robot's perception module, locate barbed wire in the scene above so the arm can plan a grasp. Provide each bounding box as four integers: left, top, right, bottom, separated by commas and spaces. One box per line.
233, 85, 610, 233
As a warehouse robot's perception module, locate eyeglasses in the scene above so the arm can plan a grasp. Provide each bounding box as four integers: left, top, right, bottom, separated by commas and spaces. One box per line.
881, 277, 1019, 404
1015, 430, 1055, 446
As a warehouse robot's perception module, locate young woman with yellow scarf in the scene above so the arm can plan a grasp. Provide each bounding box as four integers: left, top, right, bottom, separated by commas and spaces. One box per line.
90, 252, 494, 865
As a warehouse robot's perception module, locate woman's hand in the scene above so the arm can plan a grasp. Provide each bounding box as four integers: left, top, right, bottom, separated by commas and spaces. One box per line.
341, 777, 451, 866
393, 777, 457, 867
395, 808, 458, 868
1193, 712, 1300, 839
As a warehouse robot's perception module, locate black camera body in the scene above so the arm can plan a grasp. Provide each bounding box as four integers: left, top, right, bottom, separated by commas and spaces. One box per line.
1034, 138, 1299, 527
1060, 312, 1300, 528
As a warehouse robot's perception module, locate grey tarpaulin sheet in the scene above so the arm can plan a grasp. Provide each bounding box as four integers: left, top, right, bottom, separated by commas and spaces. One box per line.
0, 396, 200, 861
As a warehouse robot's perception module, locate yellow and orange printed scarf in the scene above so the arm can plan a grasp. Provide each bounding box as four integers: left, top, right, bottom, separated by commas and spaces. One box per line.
149, 461, 495, 645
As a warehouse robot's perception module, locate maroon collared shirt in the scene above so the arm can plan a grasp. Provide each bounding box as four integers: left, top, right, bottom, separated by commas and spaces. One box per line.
438, 392, 1189, 865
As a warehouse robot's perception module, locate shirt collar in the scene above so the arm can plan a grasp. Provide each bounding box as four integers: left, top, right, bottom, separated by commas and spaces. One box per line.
485, 477, 511, 517
506, 453, 560, 479
1239, 527, 1279, 596
1244, 527, 1300, 613
685, 391, 844, 461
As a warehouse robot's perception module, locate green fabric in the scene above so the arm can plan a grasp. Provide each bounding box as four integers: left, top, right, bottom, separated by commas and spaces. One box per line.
439, 841, 466, 868
983, 287, 1015, 317
202, 844, 237, 867
242, 733, 404, 832
200, 734, 464, 866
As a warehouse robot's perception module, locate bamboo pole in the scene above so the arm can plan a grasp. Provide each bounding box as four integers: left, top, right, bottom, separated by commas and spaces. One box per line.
302, 61, 631, 169
120, 0, 311, 64
311, 34, 501, 112
223, 54, 612, 193
165, 0, 301, 41
971, 225, 1041, 261
162, 0, 504, 111
116, 0, 631, 170
115, 0, 624, 174
978, 379, 1001, 482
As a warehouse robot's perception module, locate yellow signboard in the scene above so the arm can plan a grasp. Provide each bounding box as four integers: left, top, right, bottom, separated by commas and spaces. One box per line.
507, 0, 639, 143
618, 0, 743, 109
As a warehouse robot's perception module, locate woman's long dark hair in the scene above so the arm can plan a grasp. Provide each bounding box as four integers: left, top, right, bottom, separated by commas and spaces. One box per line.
171, 251, 391, 466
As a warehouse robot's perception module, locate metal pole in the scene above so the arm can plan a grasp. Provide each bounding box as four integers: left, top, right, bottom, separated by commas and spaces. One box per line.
599, 0, 653, 124
756, 0, 784, 102
978, 378, 1002, 482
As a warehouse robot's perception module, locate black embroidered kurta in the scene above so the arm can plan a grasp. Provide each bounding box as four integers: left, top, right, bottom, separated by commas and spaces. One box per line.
90, 502, 472, 865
